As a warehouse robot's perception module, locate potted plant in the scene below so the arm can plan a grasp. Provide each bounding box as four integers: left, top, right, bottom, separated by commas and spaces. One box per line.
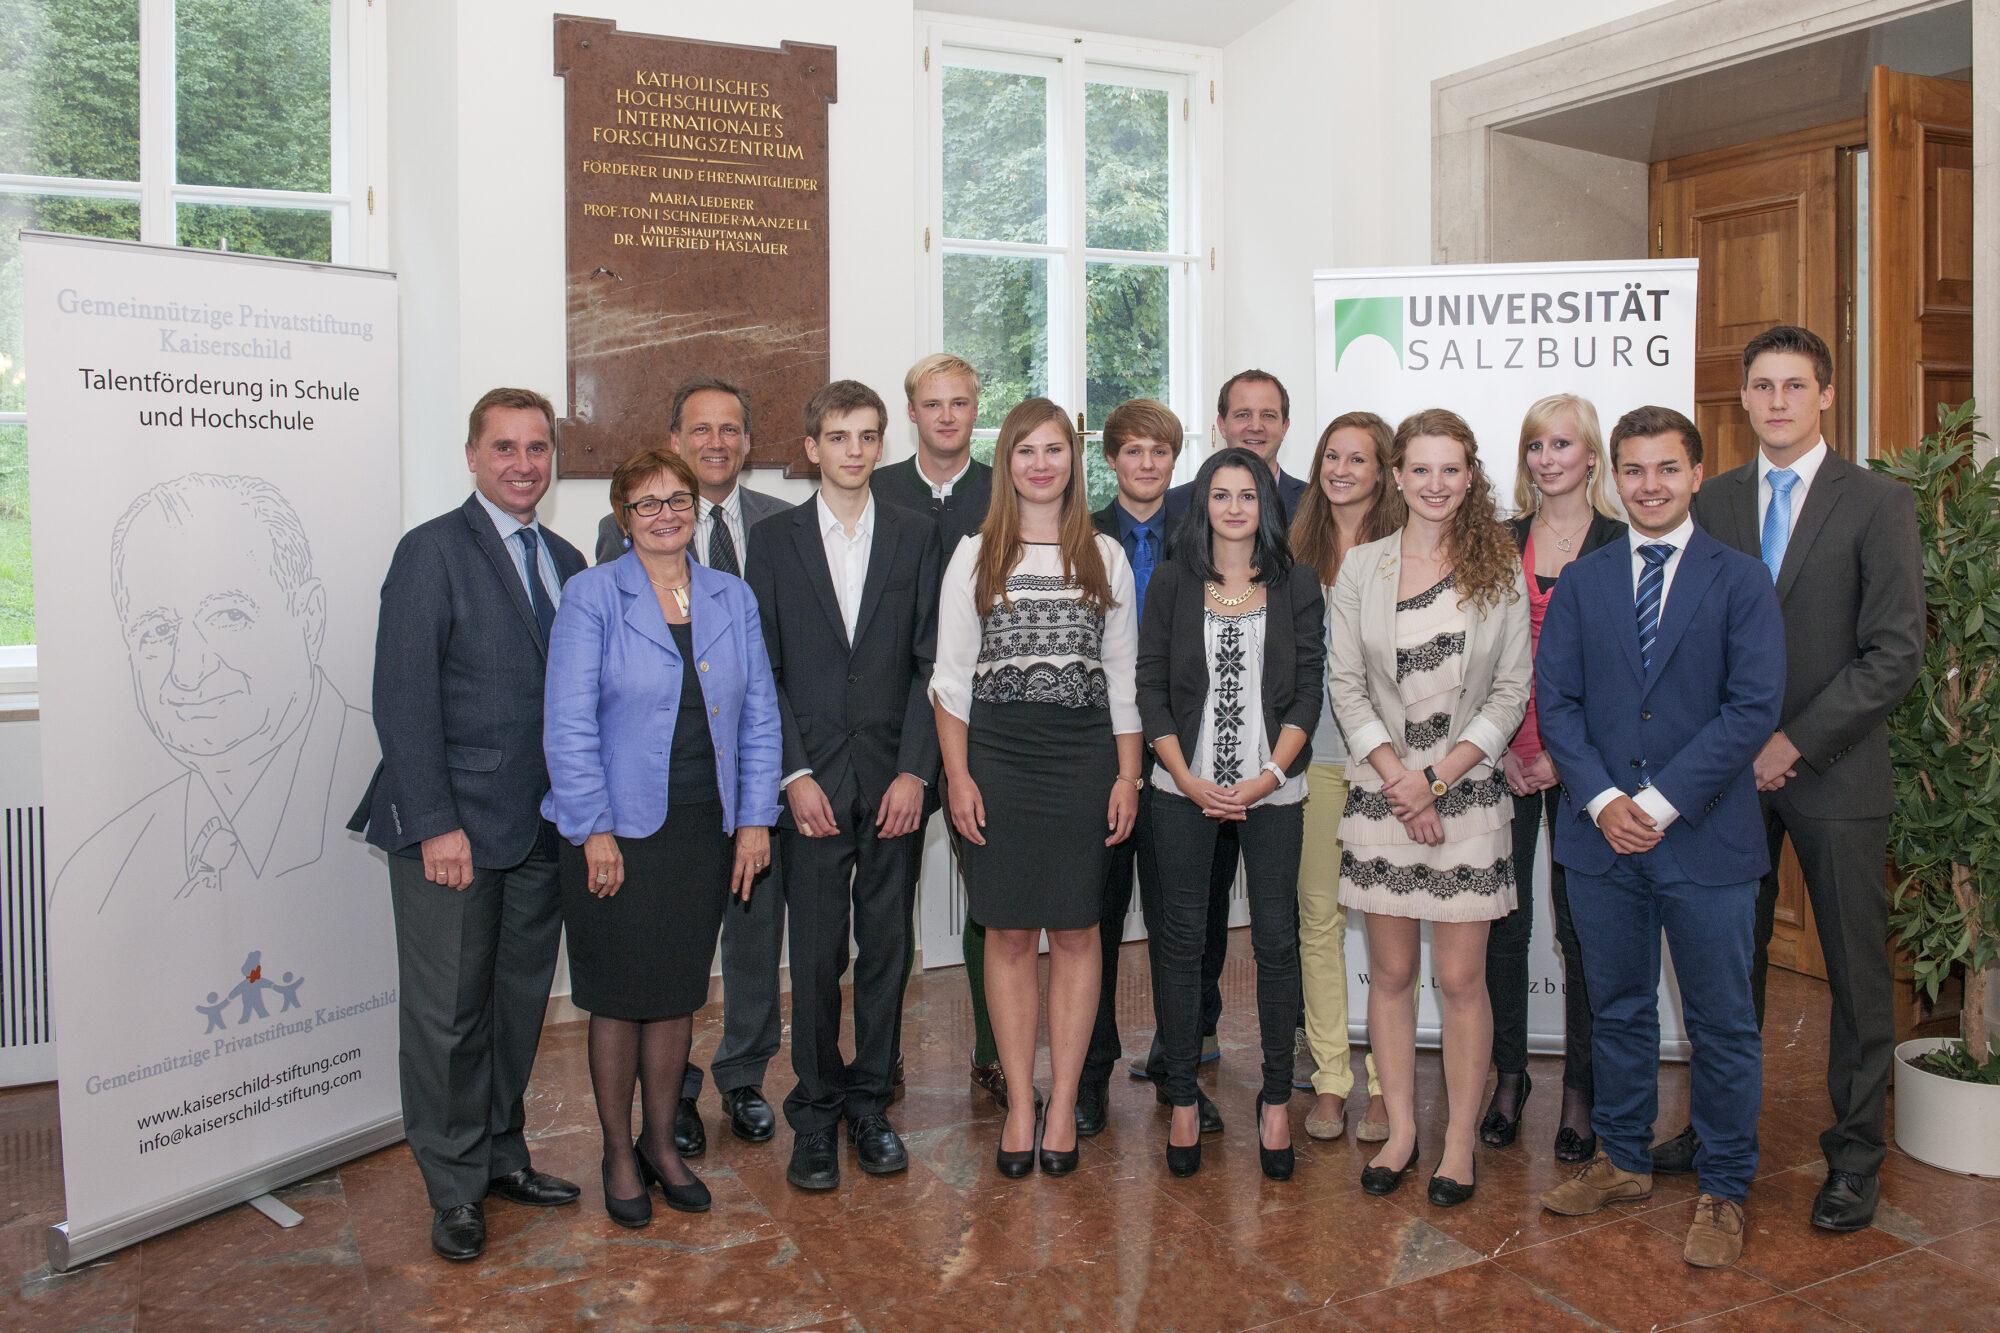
1872, 400, 2000, 1177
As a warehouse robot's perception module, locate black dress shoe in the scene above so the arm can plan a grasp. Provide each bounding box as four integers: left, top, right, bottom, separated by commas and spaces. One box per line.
634, 1140, 711, 1213
848, 1113, 909, 1175
600, 1158, 651, 1228
1427, 1169, 1476, 1208
1650, 1124, 1699, 1175
430, 1202, 485, 1261
720, 1086, 776, 1143
674, 1096, 707, 1158
1811, 1169, 1880, 1231
996, 1133, 1036, 1179
1255, 1096, 1295, 1181
1361, 1138, 1420, 1196
1553, 1126, 1598, 1164
487, 1166, 580, 1207
786, 1128, 840, 1191
1075, 1080, 1109, 1137
1154, 1084, 1225, 1135
1479, 1071, 1531, 1148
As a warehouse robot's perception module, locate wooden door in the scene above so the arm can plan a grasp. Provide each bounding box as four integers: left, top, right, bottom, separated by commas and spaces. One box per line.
1870, 68, 1973, 457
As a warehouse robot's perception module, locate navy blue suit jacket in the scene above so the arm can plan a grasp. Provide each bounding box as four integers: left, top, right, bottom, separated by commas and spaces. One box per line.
350, 494, 588, 867
1164, 466, 1308, 526
1535, 524, 1785, 885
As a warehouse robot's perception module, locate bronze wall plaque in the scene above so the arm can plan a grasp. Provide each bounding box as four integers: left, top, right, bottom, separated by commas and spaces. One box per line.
554, 16, 835, 478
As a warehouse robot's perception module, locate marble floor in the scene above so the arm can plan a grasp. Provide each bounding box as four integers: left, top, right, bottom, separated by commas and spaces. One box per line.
3, 937, 1998, 1332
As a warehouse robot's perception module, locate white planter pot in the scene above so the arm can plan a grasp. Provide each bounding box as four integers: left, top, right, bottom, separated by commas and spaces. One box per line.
1893, 1038, 2000, 1178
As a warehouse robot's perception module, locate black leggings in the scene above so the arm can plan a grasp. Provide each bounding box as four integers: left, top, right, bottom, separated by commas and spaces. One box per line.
1485, 787, 1593, 1093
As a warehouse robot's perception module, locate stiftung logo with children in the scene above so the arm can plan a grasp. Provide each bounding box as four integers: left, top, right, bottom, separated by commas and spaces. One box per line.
194, 951, 306, 1034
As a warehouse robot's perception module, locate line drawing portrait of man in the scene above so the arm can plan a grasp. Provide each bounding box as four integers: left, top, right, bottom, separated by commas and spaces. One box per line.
52, 473, 378, 915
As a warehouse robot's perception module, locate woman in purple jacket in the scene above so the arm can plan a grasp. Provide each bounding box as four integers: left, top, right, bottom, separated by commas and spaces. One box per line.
543, 448, 782, 1227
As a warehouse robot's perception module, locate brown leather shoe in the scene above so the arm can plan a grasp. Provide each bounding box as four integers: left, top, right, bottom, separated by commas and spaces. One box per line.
1541, 1149, 1653, 1216
970, 1061, 1044, 1114
1684, 1195, 1745, 1267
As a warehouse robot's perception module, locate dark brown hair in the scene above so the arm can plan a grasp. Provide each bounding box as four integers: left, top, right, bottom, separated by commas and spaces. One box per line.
1609, 405, 1704, 467
671, 374, 752, 437
1100, 398, 1184, 462
465, 387, 555, 447
975, 398, 1114, 615
1390, 408, 1519, 613
804, 379, 887, 438
1216, 369, 1289, 423
608, 447, 700, 535
1741, 325, 1833, 390
1289, 411, 1402, 585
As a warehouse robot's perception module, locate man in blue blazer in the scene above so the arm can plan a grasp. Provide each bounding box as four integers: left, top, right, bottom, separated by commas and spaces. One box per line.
349, 388, 588, 1261
1535, 406, 1784, 1271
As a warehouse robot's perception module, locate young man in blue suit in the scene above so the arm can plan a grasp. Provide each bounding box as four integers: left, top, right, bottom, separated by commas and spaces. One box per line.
1535, 406, 1785, 1270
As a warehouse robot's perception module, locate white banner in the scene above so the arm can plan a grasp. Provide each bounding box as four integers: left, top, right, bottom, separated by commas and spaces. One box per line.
26, 234, 404, 1266
1316, 258, 1699, 1058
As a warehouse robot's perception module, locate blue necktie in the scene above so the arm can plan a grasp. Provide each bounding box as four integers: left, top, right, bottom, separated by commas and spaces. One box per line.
1130, 525, 1157, 620
516, 528, 557, 640
1636, 542, 1672, 671
1761, 468, 1798, 583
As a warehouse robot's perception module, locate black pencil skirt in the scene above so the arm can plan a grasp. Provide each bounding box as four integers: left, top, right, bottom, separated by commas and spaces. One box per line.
959, 700, 1116, 931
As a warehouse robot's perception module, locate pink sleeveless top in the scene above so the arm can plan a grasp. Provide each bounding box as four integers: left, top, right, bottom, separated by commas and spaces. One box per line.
1511, 528, 1556, 761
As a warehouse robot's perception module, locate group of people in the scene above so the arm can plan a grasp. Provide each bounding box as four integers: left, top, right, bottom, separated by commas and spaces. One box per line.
350, 324, 1922, 1276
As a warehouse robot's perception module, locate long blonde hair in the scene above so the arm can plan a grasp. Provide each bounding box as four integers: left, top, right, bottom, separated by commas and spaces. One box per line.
1289, 411, 1404, 585
1512, 393, 1618, 518
974, 398, 1114, 614
1391, 408, 1519, 613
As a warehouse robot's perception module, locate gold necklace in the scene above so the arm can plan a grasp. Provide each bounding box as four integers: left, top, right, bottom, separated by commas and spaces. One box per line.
648, 576, 691, 614
1206, 579, 1257, 607
1537, 510, 1589, 553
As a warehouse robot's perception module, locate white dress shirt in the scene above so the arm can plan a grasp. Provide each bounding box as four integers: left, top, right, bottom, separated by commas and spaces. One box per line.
920, 455, 972, 500
1585, 513, 1696, 832
473, 490, 563, 611
818, 493, 874, 642
694, 485, 747, 566
1757, 438, 1828, 529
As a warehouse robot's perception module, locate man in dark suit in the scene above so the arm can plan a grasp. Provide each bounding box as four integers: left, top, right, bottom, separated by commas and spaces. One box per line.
747, 380, 943, 1190
1670, 325, 1924, 1231
869, 354, 1015, 1113
1536, 406, 1785, 1270
350, 387, 587, 1261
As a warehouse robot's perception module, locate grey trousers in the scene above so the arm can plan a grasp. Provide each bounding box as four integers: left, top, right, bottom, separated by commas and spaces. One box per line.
681, 845, 785, 1101
387, 832, 563, 1209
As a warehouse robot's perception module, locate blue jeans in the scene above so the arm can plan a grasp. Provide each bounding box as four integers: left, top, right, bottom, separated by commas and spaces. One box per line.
1565, 837, 1760, 1203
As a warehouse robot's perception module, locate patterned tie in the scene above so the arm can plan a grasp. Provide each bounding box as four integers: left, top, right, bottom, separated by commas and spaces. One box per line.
1130, 525, 1157, 620
1761, 468, 1798, 583
706, 506, 740, 577
516, 528, 557, 640
1636, 543, 1673, 671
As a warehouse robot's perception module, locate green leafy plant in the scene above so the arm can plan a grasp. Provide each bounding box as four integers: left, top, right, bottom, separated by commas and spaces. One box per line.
1872, 400, 2000, 1071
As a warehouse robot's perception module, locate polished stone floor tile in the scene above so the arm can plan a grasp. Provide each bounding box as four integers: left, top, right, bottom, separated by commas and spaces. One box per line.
965, 1161, 1209, 1266
1926, 1215, 2000, 1276
859, 1267, 1109, 1332
1494, 1214, 1784, 1330
1221, 1183, 1481, 1304
785, 1192, 1043, 1314
1048, 1221, 1318, 1332
1670, 1292, 1866, 1330
1326, 1258, 1602, 1331
1792, 1247, 2000, 1331
1627, 1165, 1911, 1294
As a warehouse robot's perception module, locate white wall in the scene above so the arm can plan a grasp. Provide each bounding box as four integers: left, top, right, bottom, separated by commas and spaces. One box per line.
386, 0, 922, 557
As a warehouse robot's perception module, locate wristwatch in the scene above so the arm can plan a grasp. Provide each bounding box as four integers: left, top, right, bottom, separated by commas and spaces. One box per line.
1261, 760, 1286, 784
1423, 765, 1448, 797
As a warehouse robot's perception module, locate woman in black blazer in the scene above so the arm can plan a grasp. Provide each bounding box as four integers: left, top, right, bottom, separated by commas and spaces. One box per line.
1483, 394, 1626, 1162
1137, 447, 1324, 1181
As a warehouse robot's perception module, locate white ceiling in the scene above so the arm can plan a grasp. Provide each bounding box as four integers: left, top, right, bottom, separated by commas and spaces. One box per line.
919, 0, 1297, 49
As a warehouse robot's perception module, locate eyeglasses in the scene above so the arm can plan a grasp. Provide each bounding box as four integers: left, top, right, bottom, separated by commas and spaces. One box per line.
623, 493, 696, 516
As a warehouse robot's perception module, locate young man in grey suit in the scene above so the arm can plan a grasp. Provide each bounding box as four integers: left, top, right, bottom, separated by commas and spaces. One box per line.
596, 376, 793, 1155
350, 387, 586, 1261
1671, 325, 1925, 1232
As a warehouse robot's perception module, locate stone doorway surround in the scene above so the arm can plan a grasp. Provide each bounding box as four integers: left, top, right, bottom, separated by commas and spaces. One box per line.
1431, 0, 1997, 437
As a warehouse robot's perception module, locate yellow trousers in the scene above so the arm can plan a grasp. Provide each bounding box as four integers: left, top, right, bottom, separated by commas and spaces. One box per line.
1298, 762, 1381, 1099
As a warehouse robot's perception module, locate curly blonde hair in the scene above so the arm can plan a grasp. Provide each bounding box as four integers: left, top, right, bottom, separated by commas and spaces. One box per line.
1390, 408, 1519, 613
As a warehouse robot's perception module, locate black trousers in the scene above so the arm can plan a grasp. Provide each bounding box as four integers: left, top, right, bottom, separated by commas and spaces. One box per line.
780, 786, 919, 1135
1151, 792, 1303, 1107
1751, 791, 1895, 1176
388, 827, 563, 1209
680, 839, 784, 1103
1084, 759, 1160, 1088
1487, 787, 1594, 1094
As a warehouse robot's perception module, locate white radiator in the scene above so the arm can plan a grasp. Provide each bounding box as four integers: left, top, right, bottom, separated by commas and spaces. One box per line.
0, 715, 53, 1087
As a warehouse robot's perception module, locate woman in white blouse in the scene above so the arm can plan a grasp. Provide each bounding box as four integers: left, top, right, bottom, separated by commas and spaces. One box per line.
931, 397, 1142, 1180
1136, 448, 1326, 1180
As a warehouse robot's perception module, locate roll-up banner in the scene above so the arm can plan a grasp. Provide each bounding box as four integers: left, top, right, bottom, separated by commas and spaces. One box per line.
1316, 258, 1699, 1057
24, 234, 403, 1267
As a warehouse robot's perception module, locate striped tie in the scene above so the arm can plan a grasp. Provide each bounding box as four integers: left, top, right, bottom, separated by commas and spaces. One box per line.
1636, 543, 1673, 670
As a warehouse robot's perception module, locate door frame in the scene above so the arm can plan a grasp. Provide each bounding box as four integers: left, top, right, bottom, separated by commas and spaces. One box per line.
1430, 0, 1995, 441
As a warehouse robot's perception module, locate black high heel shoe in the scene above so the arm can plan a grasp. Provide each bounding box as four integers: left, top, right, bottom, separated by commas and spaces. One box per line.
1427, 1165, 1476, 1208
1553, 1125, 1598, 1163
1478, 1071, 1531, 1148
1360, 1137, 1420, 1196
1255, 1095, 1294, 1181
601, 1155, 652, 1228
635, 1139, 710, 1213
1164, 1100, 1203, 1177
996, 1108, 1039, 1179
1038, 1139, 1079, 1176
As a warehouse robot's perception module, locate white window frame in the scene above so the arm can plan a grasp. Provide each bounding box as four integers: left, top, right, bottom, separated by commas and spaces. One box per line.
915, 15, 1222, 452
0, 0, 387, 684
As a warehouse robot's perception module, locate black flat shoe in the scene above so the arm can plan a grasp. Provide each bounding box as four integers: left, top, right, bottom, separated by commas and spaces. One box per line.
634, 1140, 711, 1213
674, 1096, 707, 1158
1479, 1072, 1530, 1148
720, 1085, 776, 1143
1256, 1096, 1294, 1181
1361, 1138, 1420, 1196
1427, 1169, 1476, 1208
430, 1202, 486, 1261
1165, 1138, 1202, 1177
600, 1158, 651, 1228
488, 1165, 581, 1207
1154, 1084, 1225, 1135
1650, 1124, 1699, 1175
1553, 1125, 1597, 1164
1075, 1080, 1109, 1137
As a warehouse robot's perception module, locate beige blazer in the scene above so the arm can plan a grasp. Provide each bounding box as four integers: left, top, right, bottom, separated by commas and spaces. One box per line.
1325, 531, 1532, 770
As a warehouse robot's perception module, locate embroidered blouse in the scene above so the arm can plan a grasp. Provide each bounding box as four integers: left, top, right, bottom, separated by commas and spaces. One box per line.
1149, 607, 1307, 806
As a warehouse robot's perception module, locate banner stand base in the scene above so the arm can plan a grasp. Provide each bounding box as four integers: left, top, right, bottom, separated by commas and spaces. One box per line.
47, 1114, 405, 1271
248, 1194, 305, 1229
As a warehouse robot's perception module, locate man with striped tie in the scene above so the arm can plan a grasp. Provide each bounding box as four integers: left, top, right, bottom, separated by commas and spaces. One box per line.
1533, 406, 1784, 1269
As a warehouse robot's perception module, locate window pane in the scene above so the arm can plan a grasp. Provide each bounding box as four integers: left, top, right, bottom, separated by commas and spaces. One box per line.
176, 201, 333, 262
943, 251, 1047, 430
1085, 82, 1169, 252
0, 0, 141, 179
1, 193, 142, 415
176, 0, 332, 191
1086, 261, 1169, 431
941, 65, 1047, 244
0, 423, 27, 646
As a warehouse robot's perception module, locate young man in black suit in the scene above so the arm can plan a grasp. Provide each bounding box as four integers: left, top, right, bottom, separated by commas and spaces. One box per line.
1673, 325, 1925, 1231
748, 380, 944, 1190
351, 387, 586, 1261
